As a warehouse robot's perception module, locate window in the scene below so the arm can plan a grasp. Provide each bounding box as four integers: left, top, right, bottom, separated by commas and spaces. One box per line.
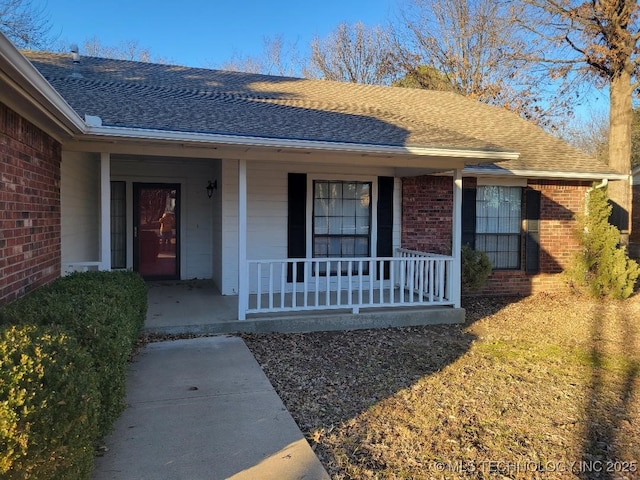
475, 186, 522, 269
312, 180, 371, 274
110, 181, 126, 269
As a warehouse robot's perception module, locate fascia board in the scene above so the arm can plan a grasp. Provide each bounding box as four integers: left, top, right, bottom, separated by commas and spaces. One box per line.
84, 124, 521, 161
463, 166, 627, 181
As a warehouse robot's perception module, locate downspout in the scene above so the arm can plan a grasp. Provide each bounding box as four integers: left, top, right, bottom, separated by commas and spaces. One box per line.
591, 179, 608, 191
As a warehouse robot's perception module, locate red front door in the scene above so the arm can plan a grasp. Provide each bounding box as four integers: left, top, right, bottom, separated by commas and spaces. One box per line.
133, 183, 180, 279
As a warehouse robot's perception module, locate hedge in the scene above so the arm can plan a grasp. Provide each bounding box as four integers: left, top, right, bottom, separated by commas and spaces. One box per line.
0, 325, 99, 479
0, 271, 147, 479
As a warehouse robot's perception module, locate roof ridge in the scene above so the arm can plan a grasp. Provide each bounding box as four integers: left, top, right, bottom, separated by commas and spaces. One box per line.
45, 74, 291, 102
24, 50, 470, 98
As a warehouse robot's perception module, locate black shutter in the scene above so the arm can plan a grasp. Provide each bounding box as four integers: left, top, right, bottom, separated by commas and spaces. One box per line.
377, 176, 394, 279
462, 188, 477, 248
525, 189, 541, 274
287, 173, 306, 282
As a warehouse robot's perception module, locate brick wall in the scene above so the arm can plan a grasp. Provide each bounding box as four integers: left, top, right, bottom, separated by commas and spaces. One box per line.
402, 175, 452, 255
531, 180, 589, 272
401, 175, 589, 296
0, 102, 62, 305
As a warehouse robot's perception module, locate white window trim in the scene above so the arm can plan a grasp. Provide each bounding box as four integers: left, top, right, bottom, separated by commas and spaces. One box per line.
476, 176, 527, 187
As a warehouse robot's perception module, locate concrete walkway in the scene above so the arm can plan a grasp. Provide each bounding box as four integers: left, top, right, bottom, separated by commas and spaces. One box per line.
92, 336, 329, 480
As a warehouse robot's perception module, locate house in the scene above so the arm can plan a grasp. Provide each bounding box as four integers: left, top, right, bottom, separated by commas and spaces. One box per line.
0, 32, 629, 324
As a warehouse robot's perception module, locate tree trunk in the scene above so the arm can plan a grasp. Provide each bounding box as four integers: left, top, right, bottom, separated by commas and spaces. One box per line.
607, 69, 633, 241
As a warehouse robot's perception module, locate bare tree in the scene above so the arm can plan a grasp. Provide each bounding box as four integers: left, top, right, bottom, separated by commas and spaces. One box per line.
219, 35, 304, 77
79, 37, 167, 63
309, 22, 397, 85
220, 54, 264, 74
567, 108, 640, 167
564, 111, 610, 160
0, 0, 52, 48
394, 0, 564, 128
518, 0, 639, 234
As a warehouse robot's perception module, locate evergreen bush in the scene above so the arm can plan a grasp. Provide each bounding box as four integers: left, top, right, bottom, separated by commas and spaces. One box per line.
565, 185, 640, 299
0, 324, 99, 479
0, 271, 147, 437
461, 245, 492, 291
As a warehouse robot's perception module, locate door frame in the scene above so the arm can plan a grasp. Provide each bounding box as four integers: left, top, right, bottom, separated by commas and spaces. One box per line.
133, 182, 181, 280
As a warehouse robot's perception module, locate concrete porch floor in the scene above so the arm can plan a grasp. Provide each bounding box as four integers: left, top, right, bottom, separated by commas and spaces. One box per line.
144, 280, 465, 335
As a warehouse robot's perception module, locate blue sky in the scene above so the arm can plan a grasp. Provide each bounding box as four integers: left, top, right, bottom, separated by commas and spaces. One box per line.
46, 0, 398, 68
42, 0, 607, 123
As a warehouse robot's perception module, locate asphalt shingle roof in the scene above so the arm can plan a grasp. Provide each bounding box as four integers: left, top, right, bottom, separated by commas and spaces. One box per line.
24, 51, 616, 176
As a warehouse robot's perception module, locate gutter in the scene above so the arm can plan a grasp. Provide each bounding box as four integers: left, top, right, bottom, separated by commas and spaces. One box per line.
83, 124, 521, 161
463, 166, 628, 181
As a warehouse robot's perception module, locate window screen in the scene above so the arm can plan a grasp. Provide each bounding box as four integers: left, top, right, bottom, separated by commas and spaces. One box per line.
475, 186, 522, 269
312, 180, 371, 274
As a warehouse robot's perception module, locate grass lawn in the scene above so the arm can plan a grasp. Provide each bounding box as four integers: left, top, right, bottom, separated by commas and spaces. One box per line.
243, 293, 640, 479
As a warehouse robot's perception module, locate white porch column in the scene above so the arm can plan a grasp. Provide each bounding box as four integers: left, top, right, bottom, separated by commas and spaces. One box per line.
99, 153, 111, 271
451, 168, 463, 308
238, 159, 248, 320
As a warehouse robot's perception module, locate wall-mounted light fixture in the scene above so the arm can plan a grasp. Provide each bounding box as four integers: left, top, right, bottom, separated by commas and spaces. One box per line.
206, 180, 217, 199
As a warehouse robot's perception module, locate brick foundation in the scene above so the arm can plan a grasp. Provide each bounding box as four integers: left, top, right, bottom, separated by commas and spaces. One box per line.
0, 102, 61, 305
401, 175, 590, 296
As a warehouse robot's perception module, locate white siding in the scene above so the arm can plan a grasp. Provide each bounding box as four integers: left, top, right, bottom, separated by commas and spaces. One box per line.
60, 151, 100, 269
220, 159, 239, 295
247, 162, 288, 260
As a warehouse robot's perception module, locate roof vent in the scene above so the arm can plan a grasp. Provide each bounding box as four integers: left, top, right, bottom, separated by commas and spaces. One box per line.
69, 44, 83, 78
84, 115, 102, 127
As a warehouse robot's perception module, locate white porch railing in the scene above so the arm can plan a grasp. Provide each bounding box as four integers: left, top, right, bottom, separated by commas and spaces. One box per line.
241, 248, 453, 317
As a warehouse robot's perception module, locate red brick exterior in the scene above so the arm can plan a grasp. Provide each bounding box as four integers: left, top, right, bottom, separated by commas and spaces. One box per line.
402, 175, 453, 255
401, 175, 590, 296
0, 102, 62, 305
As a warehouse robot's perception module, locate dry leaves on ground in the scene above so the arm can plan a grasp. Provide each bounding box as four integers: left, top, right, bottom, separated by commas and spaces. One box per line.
243, 293, 640, 479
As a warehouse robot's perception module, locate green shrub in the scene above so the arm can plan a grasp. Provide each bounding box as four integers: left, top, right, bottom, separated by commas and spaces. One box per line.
0, 324, 99, 479
565, 185, 640, 299
50, 270, 148, 346
0, 271, 147, 437
461, 245, 492, 291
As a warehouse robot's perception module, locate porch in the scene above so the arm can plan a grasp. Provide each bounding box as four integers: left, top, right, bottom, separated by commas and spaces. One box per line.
63, 150, 469, 328
144, 279, 465, 335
